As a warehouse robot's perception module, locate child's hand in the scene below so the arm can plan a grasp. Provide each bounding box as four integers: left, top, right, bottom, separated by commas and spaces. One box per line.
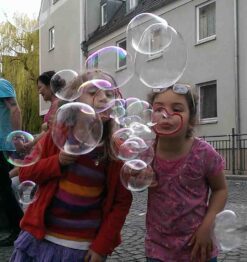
84, 249, 105, 262
189, 225, 213, 262
149, 177, 158, 187
59, 151, 78, 166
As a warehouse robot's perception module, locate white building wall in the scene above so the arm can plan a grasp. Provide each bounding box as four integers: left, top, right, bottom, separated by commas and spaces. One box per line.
39, 0, 84, 114
86, 0, 239, 136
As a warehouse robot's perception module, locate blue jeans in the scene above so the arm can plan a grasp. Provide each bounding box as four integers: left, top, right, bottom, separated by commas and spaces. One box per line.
147, 257, 217, 262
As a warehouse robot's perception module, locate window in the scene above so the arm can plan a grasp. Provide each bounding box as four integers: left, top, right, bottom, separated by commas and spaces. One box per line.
126, 0, 138, 13
129, 0, 137, 10
49, 27, 55, 51
149, 27, 163, 56
196, 1, 216, 43
198, 81, 217, 123
92, 53, 99, 69
117, 39, 127, 69
101, 3, 107, 26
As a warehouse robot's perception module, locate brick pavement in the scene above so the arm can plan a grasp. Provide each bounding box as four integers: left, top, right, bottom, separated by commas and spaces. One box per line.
0, 179, 247, 261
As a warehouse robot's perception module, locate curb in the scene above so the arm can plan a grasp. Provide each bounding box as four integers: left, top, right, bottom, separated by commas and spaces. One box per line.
226, 175, 247, 181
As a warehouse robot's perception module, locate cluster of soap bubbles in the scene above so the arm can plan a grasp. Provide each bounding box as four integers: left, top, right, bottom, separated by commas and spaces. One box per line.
84, 13, 187, 91
75, 13, 188, 191
2, 130, 41, 205
110, 98, 156, 192
2, 12, 188, 203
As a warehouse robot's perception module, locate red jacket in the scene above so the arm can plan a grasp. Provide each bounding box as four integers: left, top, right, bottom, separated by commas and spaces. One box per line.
19, 132, 132, 256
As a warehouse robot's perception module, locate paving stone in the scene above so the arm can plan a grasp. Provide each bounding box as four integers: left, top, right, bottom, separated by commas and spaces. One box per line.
1, 180, 247, 261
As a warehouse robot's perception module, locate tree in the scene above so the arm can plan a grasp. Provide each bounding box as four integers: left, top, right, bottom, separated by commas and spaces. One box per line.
0, 19, 41, 133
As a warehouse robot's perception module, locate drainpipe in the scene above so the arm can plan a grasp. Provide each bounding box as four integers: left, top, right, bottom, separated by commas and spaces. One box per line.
234, 0, 240, 134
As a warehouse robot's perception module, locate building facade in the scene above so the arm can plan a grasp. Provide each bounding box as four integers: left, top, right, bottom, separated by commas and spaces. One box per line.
39, 0, 85, 114
39, 0, 247, 138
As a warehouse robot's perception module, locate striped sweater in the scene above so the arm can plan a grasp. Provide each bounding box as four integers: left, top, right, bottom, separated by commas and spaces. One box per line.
44, 148, 106, 250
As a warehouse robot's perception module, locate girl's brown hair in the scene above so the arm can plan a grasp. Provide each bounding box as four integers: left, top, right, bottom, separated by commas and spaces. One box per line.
148, 84, 199, 137
68, 70, 120, 161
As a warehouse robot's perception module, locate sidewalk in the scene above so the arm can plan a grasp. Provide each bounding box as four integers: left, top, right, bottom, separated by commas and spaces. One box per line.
1, 179, 247, 261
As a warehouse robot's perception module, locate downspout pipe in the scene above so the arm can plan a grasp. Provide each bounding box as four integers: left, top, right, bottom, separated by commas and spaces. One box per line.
234, 0, 240, 134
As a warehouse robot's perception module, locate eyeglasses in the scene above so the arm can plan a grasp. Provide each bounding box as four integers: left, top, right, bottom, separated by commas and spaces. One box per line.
153, 84, 196, 112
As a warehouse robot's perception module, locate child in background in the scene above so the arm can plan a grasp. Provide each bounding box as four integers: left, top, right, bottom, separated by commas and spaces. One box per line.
146, 84, 228, 262
10, 70, 132, 262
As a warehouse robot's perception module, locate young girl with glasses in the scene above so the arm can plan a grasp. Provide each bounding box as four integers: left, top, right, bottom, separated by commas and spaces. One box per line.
10, 70, 132, 262
145, 84, 228, 262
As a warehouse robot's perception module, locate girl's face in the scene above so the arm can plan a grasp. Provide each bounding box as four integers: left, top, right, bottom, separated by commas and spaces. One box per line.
37, 80, 53, 102
77, 84, 116, 121
152, 89, 192, 137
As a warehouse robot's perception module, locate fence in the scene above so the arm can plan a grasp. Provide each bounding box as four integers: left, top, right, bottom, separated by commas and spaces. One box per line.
201, 128, 247, 175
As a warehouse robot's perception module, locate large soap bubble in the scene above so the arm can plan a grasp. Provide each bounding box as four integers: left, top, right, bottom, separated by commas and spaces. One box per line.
134, 25, 187, 89
126, 13, 171, 55
3, 130, 42, 167
85, 46, 134, 88
52, 102, 103, 155
214, 210, 245, 251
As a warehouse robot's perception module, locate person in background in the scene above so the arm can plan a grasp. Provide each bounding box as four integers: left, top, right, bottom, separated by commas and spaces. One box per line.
10, 71, 58, 198
0, 78, 24, 246
33, 70, 58, 143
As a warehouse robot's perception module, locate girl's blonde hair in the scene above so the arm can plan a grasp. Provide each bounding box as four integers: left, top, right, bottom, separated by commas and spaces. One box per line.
148, 84, 199, 138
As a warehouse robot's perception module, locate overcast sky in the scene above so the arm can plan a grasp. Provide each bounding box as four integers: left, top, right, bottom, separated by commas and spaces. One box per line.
0, 0, 42, 23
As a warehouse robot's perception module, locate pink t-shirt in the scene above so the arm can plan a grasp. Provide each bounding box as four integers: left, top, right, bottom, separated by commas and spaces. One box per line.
145, 137, 225, 262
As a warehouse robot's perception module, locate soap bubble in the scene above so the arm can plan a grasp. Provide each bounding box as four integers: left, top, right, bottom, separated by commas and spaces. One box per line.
50, 69, 79, 101
126, 13, 171, 55
215, 210, 245, 251
120, 159, 154, 192
3, 130, 42, 167
85, 46, 134, 88
134, 25, 187, 89
17, 180, 38, 205
52, 102, 103, 155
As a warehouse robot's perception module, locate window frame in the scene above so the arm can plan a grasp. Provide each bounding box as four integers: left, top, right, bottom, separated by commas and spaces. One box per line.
196, 0, 216, 44
147, 27, 164, 60
101, 3, 107, 26
49, 27, 55, 51
129, 0, 137, 10
197, 80, 218, 124
116, 38, 127, 70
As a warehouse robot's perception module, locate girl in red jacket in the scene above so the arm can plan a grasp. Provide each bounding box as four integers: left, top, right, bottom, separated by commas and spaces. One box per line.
10, 70, 132, 262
